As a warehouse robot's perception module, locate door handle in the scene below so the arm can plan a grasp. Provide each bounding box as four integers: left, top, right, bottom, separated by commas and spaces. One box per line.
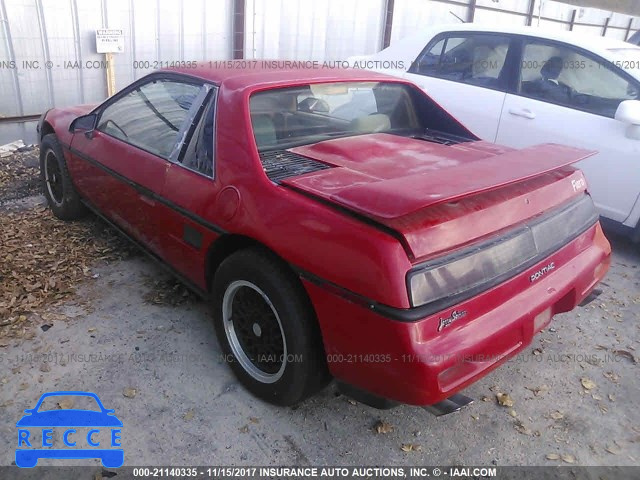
508, 108, 536, 119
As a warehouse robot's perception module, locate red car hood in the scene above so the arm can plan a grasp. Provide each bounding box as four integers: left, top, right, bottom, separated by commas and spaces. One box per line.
285, 134, 594, 219
64, 104, 97, 116
44, 104, 98, 141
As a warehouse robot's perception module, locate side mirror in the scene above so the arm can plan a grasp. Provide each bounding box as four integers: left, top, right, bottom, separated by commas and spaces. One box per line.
615, 100, 640, 140
69, 113, 98, 139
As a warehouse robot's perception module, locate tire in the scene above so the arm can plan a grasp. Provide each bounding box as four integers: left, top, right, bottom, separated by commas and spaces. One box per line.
212, 247, 330, 406
40, 133, 87, 220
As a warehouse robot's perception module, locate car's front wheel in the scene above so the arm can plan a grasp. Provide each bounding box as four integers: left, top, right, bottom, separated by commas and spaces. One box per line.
212, 248, 329, 406
40, 133, 87, 220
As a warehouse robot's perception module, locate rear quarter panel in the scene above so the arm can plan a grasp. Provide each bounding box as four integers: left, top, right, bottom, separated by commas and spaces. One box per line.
210, 82, 415, 307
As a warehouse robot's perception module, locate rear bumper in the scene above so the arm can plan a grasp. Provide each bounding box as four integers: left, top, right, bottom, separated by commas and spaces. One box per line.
305, 222, 611, 406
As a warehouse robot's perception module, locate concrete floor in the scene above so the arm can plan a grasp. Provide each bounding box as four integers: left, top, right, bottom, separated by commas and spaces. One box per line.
0, 206, 639, 473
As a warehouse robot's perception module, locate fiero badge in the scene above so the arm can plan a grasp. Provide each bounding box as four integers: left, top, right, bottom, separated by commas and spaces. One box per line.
530, 262, 555, 283
571, 178, 586, 192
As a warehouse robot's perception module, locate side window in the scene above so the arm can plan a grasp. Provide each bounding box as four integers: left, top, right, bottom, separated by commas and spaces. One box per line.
412, 34, 510, 89
180, 92, 216, 177
519, 42, 638, 117
97, 79, 203, 158
412, 38, 445, 74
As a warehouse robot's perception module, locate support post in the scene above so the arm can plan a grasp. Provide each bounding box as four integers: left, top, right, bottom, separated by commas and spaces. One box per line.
602, 17, 610, 37
232, 0, 245, 59
525, 0, 535, 26
105, 52, 116, 97
569, 9, 576, 31
381, 0, 395, 49
467, 0, 476, 23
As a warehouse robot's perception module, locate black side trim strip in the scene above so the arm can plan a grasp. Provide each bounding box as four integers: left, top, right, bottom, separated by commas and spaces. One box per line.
80, 197, 208, 299
62, 142, 226, 235
292, 266, 380, 310
183, 224, 203, 249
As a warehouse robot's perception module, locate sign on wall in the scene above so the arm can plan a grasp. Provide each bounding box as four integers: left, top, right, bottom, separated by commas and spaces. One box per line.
96, 29, 124, 53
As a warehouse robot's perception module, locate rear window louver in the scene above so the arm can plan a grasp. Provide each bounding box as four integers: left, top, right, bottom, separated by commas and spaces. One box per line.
415, 128, 471, 146
259, 150, 331, 184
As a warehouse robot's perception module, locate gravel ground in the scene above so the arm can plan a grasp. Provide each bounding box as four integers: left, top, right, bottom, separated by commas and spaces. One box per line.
0, 149, 638, 474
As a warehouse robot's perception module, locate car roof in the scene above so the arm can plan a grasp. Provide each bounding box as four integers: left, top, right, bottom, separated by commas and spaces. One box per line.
373, 23, 640, 68
428, 23, 631, 51
161, 63, 404, 91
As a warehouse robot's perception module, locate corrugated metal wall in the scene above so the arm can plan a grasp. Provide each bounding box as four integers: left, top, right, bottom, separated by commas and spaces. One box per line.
391, 0, 640, 40
1, 0, 640, 144
0, 0, 233, 119
391, 0, 470, 44
245, 0, 385, 60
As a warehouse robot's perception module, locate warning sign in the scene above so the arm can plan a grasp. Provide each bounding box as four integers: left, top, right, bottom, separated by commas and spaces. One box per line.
96, 29, 124, 53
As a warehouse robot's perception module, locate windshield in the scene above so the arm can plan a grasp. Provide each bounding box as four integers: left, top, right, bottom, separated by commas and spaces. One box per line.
249, 82, 422, 150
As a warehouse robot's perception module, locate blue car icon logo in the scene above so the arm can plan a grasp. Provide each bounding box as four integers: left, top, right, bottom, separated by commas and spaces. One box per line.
16, 391, 123, 468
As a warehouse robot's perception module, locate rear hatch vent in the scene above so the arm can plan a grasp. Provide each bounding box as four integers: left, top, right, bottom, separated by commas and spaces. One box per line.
259, 150, 331, 184
414, 128, 471, 146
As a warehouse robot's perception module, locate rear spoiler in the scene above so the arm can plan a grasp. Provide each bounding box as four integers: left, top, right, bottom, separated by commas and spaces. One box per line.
283, 143, 595, 219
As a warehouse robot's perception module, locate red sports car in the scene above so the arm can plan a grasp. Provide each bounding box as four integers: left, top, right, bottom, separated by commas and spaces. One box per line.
37, 65, 610, 410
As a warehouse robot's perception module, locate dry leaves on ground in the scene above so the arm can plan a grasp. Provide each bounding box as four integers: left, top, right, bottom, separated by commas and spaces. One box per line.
122, 387, 137, 398
526, 384, 550, 397
496, 392, 514, 407
613, 349, 638, 364
580, 377, 597, 390
514, 421, 536, 436
400, 443, 422, 452
605, 442, 623, 455
0, 207, 135, 338
0, 148, 39, 204
546, 453, 576, 463
374, 420, 394, 434
142, 277, 196, 306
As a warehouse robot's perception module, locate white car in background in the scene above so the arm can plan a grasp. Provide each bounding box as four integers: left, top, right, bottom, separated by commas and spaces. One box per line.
353, 24, 640, 242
